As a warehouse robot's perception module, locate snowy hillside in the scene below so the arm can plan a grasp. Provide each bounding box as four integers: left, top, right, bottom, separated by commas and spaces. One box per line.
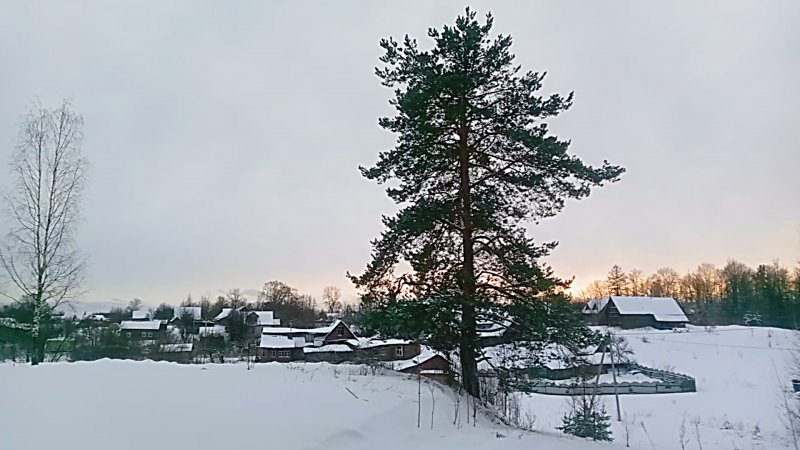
524, 326, 799, 450
2, 326, 796, 450
0, 360, 621, 450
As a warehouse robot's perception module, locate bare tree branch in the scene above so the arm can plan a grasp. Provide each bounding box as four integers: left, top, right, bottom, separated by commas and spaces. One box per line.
0, 100, 88, 365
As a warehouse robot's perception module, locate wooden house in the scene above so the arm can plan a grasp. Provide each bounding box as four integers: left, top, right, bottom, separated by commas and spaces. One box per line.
157, 343, 194, 363
258, 320, 358, 362
583, 296, 689, 329
119, 320, 166, 340
213, 306, 248, 327
260, 319, 356, 347
395, 353, 453, 384
245, 311, 281, 336
358, 339, 420, 361
257, 335, 305, 362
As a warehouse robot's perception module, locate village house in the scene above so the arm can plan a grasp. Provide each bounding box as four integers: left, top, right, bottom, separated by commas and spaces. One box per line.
258, 320, 426, 365
303, 339, 422, 363
392, 352, 453, 384
119, 320, 166, 340
303, 343, 355, 363
583, 296, 689, 329
213, 307, 246, 326
171, 306, 203, 334
258, 320, 357, 362
357, 339, 420, 361
156, 343, 194, 363
258, 335, 305, 362
245, 311, 281, 335
261, 319, 356, 346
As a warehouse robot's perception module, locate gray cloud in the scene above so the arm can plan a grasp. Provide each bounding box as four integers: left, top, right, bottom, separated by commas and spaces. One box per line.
0, 1, 797, 306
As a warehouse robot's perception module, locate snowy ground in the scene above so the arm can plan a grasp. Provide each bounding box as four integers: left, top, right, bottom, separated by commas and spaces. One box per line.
0, 360, 623, 450
2, 326, 795, 450
523, 325, 799, 450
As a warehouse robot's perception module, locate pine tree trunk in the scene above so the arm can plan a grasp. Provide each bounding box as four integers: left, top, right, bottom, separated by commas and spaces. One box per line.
460, 306, 480, 398
458, 120, 480, 399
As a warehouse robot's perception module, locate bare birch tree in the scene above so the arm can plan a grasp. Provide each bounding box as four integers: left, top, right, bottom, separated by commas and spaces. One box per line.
0, 101, 87, 365
321, 285, 342, 314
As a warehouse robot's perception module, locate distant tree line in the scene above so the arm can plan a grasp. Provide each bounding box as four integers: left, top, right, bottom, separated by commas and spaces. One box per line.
579, 261, 800, 328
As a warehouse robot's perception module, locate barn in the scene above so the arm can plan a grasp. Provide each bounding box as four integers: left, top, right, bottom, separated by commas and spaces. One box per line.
583, 296, 689, 329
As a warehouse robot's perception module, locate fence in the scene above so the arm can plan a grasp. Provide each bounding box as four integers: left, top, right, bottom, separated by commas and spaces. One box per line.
488, 363, 696, 396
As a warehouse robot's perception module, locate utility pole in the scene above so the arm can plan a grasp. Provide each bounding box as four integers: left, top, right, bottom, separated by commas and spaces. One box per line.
608, 332, 622, 422
590, 344, 606, 408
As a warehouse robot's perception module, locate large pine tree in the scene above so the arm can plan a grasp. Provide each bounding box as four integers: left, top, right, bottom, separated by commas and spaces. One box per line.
351, 9, 624, 398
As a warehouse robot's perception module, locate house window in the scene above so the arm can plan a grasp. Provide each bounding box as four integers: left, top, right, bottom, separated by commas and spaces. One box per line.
126, 332, 132, 338
278, 349, 291, 358
395, 345, 404, 357
337, 326, 344, 336
271, 349, 276, 357
143, 331, 152, 338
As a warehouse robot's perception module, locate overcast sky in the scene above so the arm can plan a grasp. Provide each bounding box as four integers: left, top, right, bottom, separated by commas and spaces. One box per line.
0, 1, 798, 307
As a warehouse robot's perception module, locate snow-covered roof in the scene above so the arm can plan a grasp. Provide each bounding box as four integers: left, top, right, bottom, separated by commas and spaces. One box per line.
389, 349, 444, 372
609, 296, 688, 322
261, 319, 348, 337
214, 308, 233, 321
131, 310, 151, 320
120, 320, 162, 330
160, 343, 193, 353
582, 296, 689, 322
249, 311, 280, 326
582, 298, 610, 314
0, 317, 30, 330
198, 325, 227, 337
358, 338, 413, 349
259, 335, 299, 349
173, 306, 202, 321
89, 314, 107, 321
303, 344, 353, 353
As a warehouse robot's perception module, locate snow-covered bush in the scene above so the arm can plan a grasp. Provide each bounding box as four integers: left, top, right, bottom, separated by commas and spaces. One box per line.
743, 312, 763, 326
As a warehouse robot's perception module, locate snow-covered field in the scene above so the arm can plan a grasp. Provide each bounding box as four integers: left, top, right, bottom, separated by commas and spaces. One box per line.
0, 360, 618, 450
1, 326, 796, 450
525, 326, 798, 450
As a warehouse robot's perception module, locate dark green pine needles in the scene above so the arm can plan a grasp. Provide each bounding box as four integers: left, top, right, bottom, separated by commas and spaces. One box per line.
350, 8, 624, 398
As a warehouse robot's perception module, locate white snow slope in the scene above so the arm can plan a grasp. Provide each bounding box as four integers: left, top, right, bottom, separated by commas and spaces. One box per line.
0, 360, 621, 450
525, 325, 799, 450
2, 326, 795, 450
